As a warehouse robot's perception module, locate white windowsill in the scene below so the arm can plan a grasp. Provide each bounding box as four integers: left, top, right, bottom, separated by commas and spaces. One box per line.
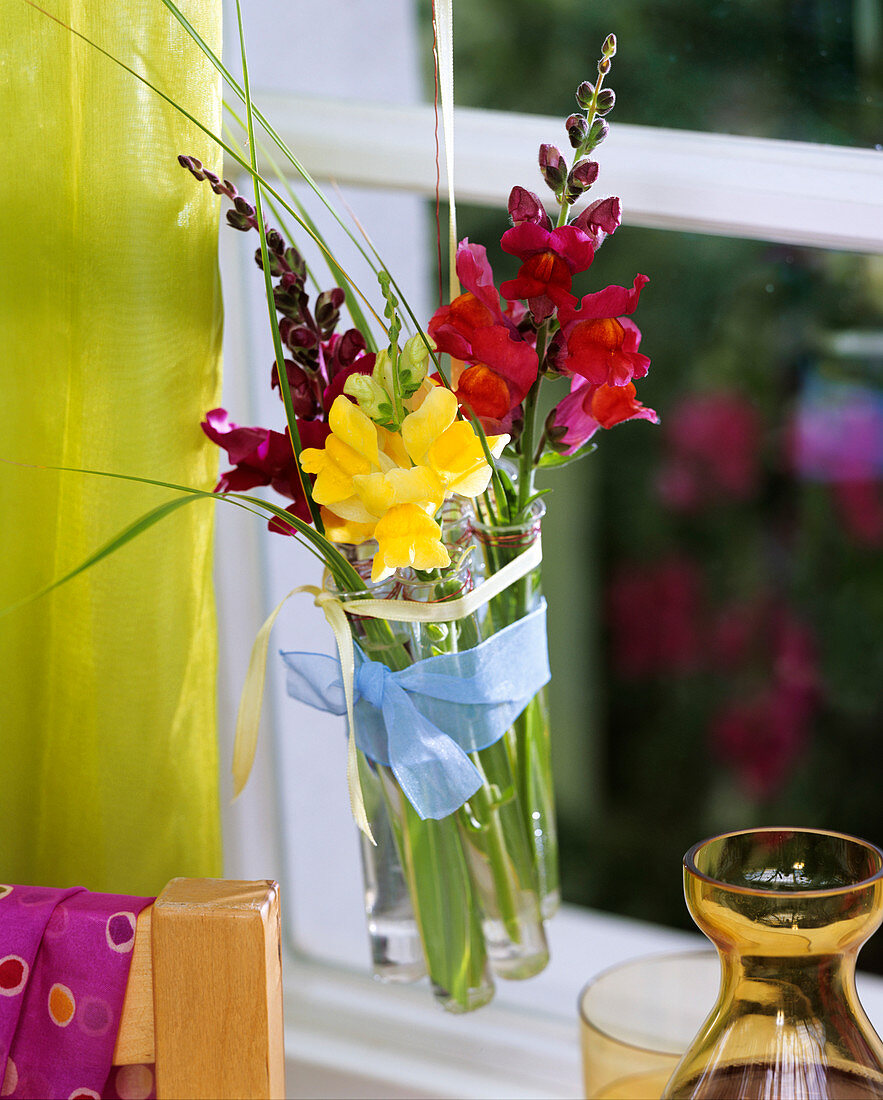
279, 901, 883, 1100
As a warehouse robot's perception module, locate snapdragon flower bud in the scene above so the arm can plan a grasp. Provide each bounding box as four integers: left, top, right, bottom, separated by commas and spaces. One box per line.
344, 373, 391, 422
585, 118, 610, 151
398, 334, 432, 396
565, 160, 600, 203
603, 33, 617, 57
595, 89, 616, 116
565, 113, 589, 149
539, 143, 567, 194
575, 81, 595, 109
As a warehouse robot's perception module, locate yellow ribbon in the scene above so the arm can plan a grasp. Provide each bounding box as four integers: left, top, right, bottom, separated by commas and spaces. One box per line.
232, 539, 542, 841
434, 0, 458, 300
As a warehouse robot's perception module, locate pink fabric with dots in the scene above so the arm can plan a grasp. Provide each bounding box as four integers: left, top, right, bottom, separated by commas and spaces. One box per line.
0, 885, 154, 1100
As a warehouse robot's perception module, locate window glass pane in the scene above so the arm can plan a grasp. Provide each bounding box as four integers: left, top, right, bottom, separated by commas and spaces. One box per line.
451, 0, 882, 147
456, 202, 883, 966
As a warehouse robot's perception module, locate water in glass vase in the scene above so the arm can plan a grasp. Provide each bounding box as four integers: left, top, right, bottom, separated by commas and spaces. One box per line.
673, 1063, 883, 1099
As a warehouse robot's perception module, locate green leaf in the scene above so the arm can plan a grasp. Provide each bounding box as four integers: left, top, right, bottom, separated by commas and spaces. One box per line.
537, 442, 598, 469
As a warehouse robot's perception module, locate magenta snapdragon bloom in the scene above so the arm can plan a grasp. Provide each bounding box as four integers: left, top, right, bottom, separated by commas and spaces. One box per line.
201, 408, 329, 533
499, 221, 596, 321
551, 274, 650, 386
428, 241, 539, 423
507, 186, 551, 230
551, 376, 658, 454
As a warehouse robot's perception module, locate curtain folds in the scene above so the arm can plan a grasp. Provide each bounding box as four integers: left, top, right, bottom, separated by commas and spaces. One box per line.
0, 0, 224, 893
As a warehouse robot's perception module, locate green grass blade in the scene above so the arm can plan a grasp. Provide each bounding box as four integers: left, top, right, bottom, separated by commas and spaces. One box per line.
223, 104, 381, 348
0, 459, 365, 592
233, 0, 324, 534
158, 0, 412, 330
0, 495, 205, 617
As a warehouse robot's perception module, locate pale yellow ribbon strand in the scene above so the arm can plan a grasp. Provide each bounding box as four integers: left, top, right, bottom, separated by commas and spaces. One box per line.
232, 539, 542, 840
435, 0, 459, 299
232, 583, 374, 843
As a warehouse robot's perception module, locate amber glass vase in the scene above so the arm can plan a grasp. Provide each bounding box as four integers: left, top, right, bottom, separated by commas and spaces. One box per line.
662, 827, 883, 1099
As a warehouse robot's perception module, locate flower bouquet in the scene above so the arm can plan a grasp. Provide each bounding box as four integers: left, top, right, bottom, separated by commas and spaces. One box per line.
9, 1, 657, 1014
182, 30, 657, 1011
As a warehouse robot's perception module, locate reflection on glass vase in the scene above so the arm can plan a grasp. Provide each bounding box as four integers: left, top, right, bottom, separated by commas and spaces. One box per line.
470, 501, 560, 919
663, 827, 883, 1100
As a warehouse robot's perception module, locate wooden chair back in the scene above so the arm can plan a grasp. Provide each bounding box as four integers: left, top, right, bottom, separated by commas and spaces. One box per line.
111, 877, 285, 1099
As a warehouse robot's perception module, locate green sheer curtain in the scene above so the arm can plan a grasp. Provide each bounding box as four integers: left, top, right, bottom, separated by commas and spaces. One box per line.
0, 0, 224, 894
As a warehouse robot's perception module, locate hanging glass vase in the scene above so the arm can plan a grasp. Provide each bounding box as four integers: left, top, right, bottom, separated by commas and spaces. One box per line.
662, 827, 883, 1099
470, 500, 560, 919
331, 552, 496, 1012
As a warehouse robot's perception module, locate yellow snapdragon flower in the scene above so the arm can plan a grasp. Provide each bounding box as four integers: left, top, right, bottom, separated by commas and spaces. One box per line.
299, 389, 509, 581
372, 505, 452, 581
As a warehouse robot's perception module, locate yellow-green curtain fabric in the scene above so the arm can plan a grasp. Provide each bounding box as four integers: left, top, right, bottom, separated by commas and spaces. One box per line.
0, 0, 223, 894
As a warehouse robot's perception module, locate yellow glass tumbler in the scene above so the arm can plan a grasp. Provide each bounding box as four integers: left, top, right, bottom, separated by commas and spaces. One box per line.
579, 951, 719, 1099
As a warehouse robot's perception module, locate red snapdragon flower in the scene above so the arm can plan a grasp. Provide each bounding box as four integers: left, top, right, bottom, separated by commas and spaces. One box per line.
499, 221, 596, 322
551, 376, 658, 454
201, 408, 329, 533
552, 274, 650, 386
428, 241, 539, 424
571, 196, 622, 249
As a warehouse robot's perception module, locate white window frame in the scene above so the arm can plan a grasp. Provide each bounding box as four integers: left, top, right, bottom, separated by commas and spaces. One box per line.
214, 96, 883, 1099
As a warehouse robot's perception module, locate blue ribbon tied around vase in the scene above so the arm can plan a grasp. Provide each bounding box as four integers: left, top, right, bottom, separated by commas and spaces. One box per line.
281, 600, 550, 820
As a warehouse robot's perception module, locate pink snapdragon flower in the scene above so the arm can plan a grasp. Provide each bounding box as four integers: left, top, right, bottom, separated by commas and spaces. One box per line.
507, 186, 551, 230
550, 377, 658, 454
571, 196, 622, 249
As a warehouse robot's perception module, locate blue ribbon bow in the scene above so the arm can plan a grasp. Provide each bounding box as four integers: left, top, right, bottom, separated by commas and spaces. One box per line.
280, 601, 550, 820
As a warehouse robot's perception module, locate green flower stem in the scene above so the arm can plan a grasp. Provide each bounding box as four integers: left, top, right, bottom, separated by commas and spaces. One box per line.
389, 776, 489, 1009
516, 319, 552, 515
471, 507, 559, 917
460, 747, 523, 942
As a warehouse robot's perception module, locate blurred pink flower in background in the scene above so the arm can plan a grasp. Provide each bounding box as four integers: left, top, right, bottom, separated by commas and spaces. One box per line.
656, 391, 762, 511
710, 686, 812, 801
608, 556, 703, 678
832, 479, 883, 547
710, 599, 819, 800
788, 381, 883, 547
